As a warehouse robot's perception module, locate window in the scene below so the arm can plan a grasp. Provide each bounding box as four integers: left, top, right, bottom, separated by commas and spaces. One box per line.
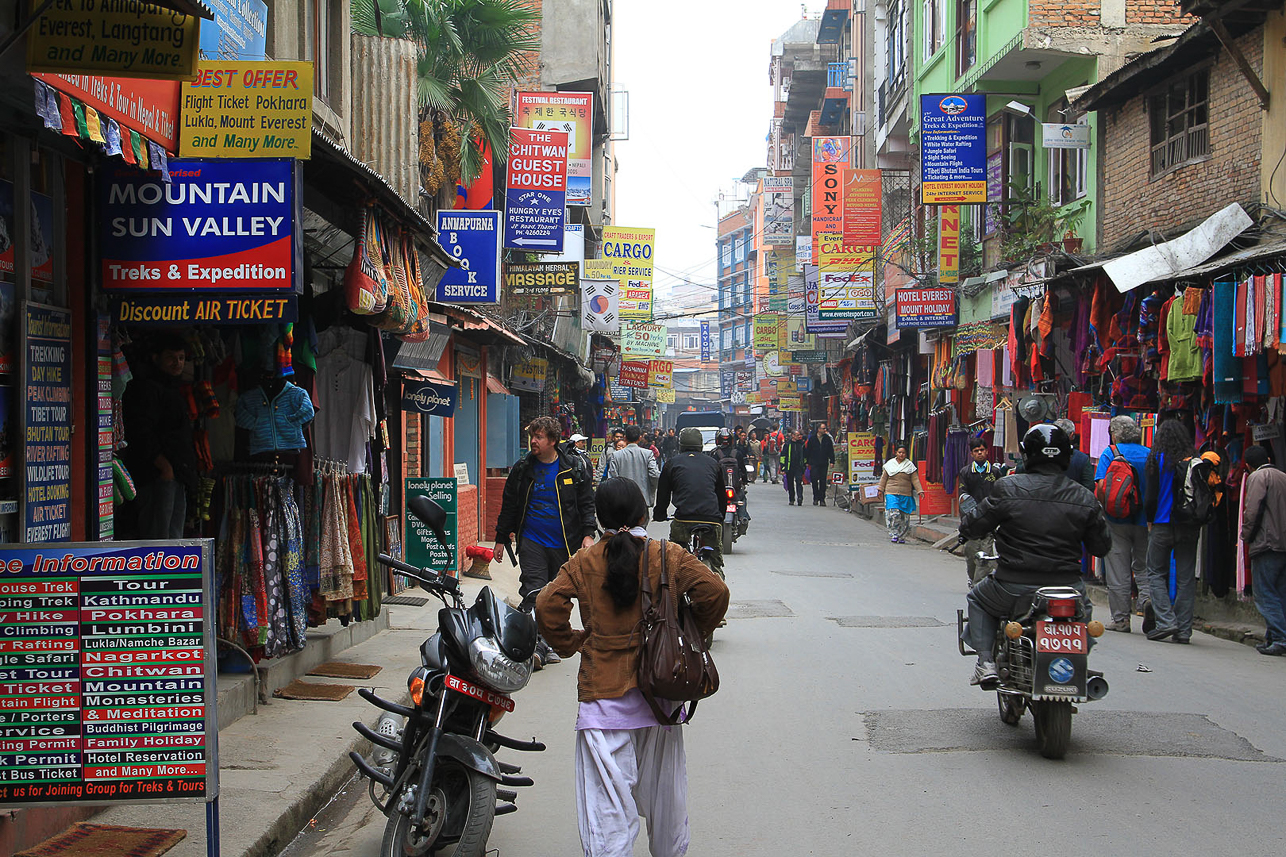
306, 0, 334, 103
922, 0, 946, 61
666, 335, 678, 351
721, 240, 733, 268
887, 0, 907, 89
683, 333, 701, 350
955, 0, 976, 77
1149, 68, 1209, 176
1046, 100, 1088, 206
721, 328, 732, 350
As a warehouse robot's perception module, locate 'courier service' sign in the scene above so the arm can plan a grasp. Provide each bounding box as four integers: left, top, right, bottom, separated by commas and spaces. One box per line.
179, 62, 313, 158
98, 159, 300, 291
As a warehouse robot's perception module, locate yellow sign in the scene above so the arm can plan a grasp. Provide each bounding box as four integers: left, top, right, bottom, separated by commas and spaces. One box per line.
753, 314, 782, 351
848, 432, 877, 484
938, 205, 960, 284
179, 62, 313, 158
600, 226, 655, 320
654, 387, 676, 403
778, 394, 804, 411
648, 359, 673, 388
28, 2, 201, 80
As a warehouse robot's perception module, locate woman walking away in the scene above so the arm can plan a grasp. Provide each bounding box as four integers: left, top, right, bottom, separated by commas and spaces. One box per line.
782, 429, 808, 506
536, 478, 729, 857
1143, 419, 1199, 643
879, 445, 923, 543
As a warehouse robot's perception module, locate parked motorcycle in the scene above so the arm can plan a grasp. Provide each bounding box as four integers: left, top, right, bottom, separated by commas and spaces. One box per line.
351, 495, 544, 857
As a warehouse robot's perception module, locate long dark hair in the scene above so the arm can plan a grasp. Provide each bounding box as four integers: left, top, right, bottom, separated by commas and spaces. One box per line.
594, 478, 648, 610
1148, 419, 1194, 472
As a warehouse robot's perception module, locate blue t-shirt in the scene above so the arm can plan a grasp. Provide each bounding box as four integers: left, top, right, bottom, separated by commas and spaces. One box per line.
1094, 442, 1150, 526
524, 459, 565, 549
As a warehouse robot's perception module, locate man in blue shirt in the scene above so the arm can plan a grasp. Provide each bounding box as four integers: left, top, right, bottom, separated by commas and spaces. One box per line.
1094, 415, 1150, 632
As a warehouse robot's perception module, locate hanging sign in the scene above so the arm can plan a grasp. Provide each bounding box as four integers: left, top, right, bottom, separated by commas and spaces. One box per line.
938, 204, 960, 283
401, 378, 458, 417
23, 305, 73, 543
621, 322, 666, 358
435, 210, 502, 304
920, 93, 987, 203
700, 320, 711, 362
179, 62, 313, 158
405, 479, 458, 573
28, 4, 202, 80
580, 278, 619, 333
654, 387, 676, 403
804, 264, 848, 336
647, 359, 673, 388
503, 128, 567, 251
753, 314, 782, 351
1041, 123, 1091, 149
601, 227, 655, 321
0, 540, 216, 804
513, 91, 593, 206
32, 74, 180, 150
502, 261, 578, 295
98, 159, 299, 292
816, 235, 877, 321
113, 293, 297, 324
796, 235, 812, 270
848, 432, 877, 485
841, 169, 882, 246
810, 137, 850, 247
762, 176, 793, 246
619, 361, 650, 389
509, 357, 548, 393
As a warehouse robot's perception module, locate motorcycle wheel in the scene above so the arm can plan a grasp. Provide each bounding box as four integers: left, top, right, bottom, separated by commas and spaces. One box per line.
722, 524, 735, 555
997, 693, 1024, 726
1032, 701, 1073, 759
381, 761, 496, 857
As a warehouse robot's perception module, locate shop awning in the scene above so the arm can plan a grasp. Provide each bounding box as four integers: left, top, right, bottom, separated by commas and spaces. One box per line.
1143, 237, 1286, 284
442, 306, 525, 346
1101, 203, 1254, 293
486, 374, 511, 395
404, 368, 454, 385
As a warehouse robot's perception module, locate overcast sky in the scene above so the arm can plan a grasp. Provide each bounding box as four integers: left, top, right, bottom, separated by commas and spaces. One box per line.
612, 1, 825, 309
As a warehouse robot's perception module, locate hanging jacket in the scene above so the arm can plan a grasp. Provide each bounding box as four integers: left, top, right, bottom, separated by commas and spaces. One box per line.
233, 381, 315, 457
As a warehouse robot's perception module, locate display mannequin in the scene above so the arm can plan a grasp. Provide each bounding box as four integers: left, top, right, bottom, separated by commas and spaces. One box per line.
235, 372, 315, 457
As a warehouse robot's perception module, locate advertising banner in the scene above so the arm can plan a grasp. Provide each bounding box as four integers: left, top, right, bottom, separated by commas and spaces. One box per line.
848, 433, 877, 485
113, 293, 296, 325
778, 394, 804, 411
179, 62, 313, 158
810, 136, 851, 243
785, 315, 816, 351
601, 226, 655, 320
796, 235, 812, 269
509, 357, 548, 393
621, 322, 666, 358
648, 359, 673, 388
655, 387, 675, 403
920, 94, 987, 204
23, 305, 72, 543
938, 205, 960, 283
99, 159, 299, 292
804, 264, 849, 335
608, 379, 633, 402
700, 320, 711, 362
28, 4, 201, 80
200, 0, 268, 61
1042, 122, 1091, 149
503, 128, 567, 251
753, 314, 782, 351
841, 169, 882, 246
542, 223, 584, 263
32, 74, 180, 150
816, 234, 877, 321
435, 210, 501, 304
502, 261, 578, 295
619, 360, 650, 389
401, 378, 458, 417
762, 177, 793, 246
896, 288, 957, 327
0, 540, 216, 805
580, 278, 619, 333
514, 91, 593, 206
405, 478, 458, 573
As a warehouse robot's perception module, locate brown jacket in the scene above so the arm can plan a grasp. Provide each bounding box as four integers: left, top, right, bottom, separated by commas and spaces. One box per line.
1241, 465, 1286, 557
535, 538, 730, 702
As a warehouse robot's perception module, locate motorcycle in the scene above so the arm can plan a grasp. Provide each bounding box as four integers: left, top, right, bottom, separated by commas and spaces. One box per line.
685, 522, 721, 579
719, 462, 749, 554
351, 495, 545, 857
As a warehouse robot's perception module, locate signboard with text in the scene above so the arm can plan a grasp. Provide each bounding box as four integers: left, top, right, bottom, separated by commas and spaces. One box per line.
28, 3, 201, 80
404, 479, 458, 574
700, 321, 711, 362
503, 128, 567, 251
621, 322, 666, 358
113, 293, 296, 325
810, 137, 850, 247
435, 211, 501, 304
920, 94, 987, 203
502, 261, 578, 295
24, 305, 72, 543
514, 91, 593, 206
841, 169, 882, 246
32, 74, 180, 150
179, 62, 313, 158
938, 205, 960, 283
619, 361, 650, 389
1041, 122, 1091, 149
647, 359, 673, 389
401, 378, 458, 417
816, 234, 877, 322
600, 227, 655, 320
896, 288, 957, 328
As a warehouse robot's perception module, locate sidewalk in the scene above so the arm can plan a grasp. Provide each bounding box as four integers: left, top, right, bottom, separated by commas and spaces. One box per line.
86, 559, 527, 857
843, 498, 1269, 649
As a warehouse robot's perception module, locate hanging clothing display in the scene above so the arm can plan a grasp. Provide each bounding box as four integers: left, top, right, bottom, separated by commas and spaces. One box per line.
234, 381, 316, 456
314, 330, 378, 473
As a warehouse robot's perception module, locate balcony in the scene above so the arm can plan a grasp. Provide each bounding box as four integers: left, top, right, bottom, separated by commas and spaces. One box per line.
820, 60, 851, 126
817, 0, 851, 45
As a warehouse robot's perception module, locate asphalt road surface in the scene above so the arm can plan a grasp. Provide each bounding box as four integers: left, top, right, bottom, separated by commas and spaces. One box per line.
283, 484, 1286, 856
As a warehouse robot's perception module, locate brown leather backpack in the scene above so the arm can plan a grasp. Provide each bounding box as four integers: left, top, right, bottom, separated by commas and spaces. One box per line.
635, 539, 719, 725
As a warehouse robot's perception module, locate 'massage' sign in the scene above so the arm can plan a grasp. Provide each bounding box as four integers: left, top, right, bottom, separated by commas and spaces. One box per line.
98, 159, 299, 291
401, 379, 457, 417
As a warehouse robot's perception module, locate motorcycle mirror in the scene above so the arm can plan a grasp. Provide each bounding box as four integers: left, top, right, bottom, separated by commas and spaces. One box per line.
959, 493, 977, 517
408, 494, 449, 546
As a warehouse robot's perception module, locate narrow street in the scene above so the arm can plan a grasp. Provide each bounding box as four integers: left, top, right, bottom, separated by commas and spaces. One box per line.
283, 487, 1286, 857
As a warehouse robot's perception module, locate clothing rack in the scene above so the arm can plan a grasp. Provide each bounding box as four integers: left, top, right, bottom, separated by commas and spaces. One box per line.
225, 461, 290, 475
316, 457, 349, 475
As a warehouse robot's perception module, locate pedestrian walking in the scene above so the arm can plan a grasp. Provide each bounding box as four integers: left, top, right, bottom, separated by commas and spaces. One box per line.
1142, 419, 1200, 643
601, 427, 625, 480
659, 427, 679, 463
1093, 415, 1150, 631
607, 425, 661, 506
782, 429, 807, 506
1055, 418, 1095, 490
535, 478, 729, 857
878, 445, 922, 543
760, 423, 784, 483
957, 437, 1007, 585
805, 424, 836, 505
1239, 445, 1286, 655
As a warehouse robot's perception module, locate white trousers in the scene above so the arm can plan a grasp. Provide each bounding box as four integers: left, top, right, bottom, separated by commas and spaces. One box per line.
575, 726, 689, 857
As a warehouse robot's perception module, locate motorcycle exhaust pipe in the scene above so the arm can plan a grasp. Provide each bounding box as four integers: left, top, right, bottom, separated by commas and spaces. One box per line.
1086, 675, 1109, 700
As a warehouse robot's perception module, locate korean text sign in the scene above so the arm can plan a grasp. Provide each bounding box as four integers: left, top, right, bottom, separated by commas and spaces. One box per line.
514, 91, 593, 206
503, 128, 567, 251
435, 211, 502, 304
896, 288, 957, 327
920, 94, 987, 203
179, 62, 313, 158
0, 540, 216, 805
98, 159, 299, 291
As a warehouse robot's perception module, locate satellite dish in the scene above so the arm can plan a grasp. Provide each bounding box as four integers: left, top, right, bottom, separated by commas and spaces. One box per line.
1017, 393, 1058, 424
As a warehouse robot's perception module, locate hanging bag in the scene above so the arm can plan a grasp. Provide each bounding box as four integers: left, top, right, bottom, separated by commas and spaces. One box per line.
344, 206, 388, 315
635, 539, 719, 725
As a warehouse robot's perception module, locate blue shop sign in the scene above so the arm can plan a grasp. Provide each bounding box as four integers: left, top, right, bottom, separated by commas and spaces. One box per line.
402, 378, 458, 417
920, 93, 987, 204
434, 211, 501, 304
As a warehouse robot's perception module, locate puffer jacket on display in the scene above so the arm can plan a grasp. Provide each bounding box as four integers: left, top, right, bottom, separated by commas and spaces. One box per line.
959, 464, 1112, 585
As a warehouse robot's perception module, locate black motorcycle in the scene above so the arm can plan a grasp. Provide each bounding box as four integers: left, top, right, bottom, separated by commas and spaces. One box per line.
719, 461, 750, 554
351, 495, 544, 857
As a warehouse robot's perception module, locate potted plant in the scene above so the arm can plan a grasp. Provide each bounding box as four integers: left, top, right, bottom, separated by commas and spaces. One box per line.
999, 182, 1085, 263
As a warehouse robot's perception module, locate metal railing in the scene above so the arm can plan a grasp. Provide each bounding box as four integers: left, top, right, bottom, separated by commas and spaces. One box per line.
827, 62, 848, 90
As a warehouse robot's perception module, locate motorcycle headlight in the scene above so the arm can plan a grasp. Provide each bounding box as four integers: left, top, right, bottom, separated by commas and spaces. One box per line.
468, 636, 532, 693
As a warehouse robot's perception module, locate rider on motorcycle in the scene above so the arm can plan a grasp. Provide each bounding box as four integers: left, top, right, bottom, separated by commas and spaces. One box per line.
710, 427, 750, 534
959, 423, 1111, 687
654, 427, 728, 573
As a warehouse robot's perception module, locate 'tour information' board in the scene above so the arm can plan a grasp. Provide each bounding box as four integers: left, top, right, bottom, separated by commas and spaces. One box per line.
0, 541, 217, 806
24, 304, 73, 543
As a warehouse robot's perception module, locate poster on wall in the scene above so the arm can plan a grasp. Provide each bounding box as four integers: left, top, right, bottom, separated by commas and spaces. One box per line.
920, 93, 987, 204
23, 304, 72, 543
513, 91, 593, 206
405, 478, 458, 573
435, 210, 502, 304
762, 176, 793, 246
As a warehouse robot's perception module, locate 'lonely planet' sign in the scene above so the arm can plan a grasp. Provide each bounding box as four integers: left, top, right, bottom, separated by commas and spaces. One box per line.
401, 379, 457, 417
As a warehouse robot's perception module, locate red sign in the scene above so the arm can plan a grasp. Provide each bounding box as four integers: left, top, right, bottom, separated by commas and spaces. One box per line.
841, 169, 882, 245
916, 462, 953, 515
619, 360, 650, 389
32, 74, 180, 151
507, 128, 568, 192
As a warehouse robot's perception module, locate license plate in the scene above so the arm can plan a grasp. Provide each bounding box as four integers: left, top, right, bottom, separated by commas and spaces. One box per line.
726, 504, 737, 513
1036, 621, 1087, 654
444, 674, 515, 712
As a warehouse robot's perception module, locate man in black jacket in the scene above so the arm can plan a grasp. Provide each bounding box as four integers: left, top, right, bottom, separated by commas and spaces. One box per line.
493, 416, 597, 617
805, 424, 836, 505
959, 423, 1111, 687
655, 428, 728, 573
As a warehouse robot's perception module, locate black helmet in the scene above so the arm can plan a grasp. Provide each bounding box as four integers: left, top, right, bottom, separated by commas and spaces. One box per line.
716, 427, 733, 447
1021, 423, 1072, 470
